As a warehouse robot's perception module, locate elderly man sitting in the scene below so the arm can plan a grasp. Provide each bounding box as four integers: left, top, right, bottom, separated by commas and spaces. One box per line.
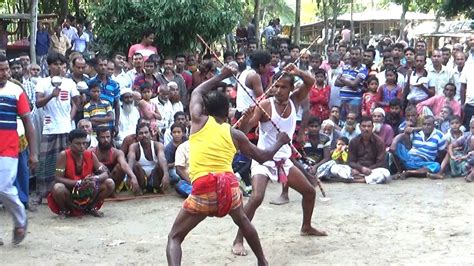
393, 115, 446, 179
372, 108, 393, 148
347, 116, 390, 184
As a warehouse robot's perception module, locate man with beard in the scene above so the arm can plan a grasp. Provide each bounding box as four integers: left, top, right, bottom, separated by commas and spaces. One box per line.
175, 54, 192, 90
116, 88, 140, 148
157, 57, 188, 109
347, 116, 390, 184
192, 54, 215, 88
235, 50, 271, 119
111, 52, 133, 91
372, 108, 394, 148
93, 128, 140, 195
168, 81, 183, 114
341, 112, 360, 141
363, 47, 377, 76
235, 52, 247, 73
127, 122, 169, 194
385, 99, 404, 135
152, 84, 174, 134
298, 49, 311, 71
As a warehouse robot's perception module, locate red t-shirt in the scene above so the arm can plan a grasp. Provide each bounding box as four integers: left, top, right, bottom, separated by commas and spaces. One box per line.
308, 84, 330, 120
0, 81, 30, 158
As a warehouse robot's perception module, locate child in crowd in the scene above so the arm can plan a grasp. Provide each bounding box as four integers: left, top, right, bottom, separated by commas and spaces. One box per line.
165, 123, 186, 185
436, 106, 454, 133
440, 115, 465, 175
448, 119, 474, 181
316, 136, 352, 180
83, 81, 114, 133
385, 98, 404, 135
328, 105, 343, 130
137, 82, 161, 136
362, 76, 378, 116
376, 67, 402, 114
309, 68, 330, 120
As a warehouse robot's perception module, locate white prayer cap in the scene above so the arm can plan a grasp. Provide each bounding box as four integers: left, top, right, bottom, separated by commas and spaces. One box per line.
120, 87, 133, 96
372, 107, 385, 117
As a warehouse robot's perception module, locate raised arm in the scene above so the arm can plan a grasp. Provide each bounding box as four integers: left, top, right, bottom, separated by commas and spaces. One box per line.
189, 66, 237, 129
287, 64, 316, 104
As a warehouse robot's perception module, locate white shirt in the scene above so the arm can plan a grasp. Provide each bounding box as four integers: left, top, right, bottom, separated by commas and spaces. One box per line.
126, 69, 141, 83
461, 63, 474, 105
236, 69, 257, 112
452, 66, 464, 102
117, 104, 140, 144
62, 26, 78, 41
35, 77, 79, 134
112, 70, 133, 90
376, 70, 405, 88
72, 33, 89, 53
171, 101, 184, 115
427, 65, 454, 96
152, 97, 173, 131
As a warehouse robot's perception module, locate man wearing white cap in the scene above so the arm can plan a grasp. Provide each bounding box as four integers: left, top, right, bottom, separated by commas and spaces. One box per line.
116, 87, 140, 148
372, 108, 394, 148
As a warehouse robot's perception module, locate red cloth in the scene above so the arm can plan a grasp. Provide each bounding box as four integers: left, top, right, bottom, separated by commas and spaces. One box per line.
275, 160, 288, 184
191, 172, 238, 217
309, 85, 330, 120
65, 149, 94, 181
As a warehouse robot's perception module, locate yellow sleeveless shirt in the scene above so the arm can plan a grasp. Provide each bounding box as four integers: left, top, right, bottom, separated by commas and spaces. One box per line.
189, 116, 236, 182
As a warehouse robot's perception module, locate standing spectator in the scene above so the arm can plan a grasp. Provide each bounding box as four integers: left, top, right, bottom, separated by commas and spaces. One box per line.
452, 51, 466, 101
376, 67, 403, 114
71, 22, 89, 54
156, 57, 188, 109
461, 59, 474, 128
35, 22, 50, 77
128, 29, 158, 62
127, 52, 144, 82
111, 52, 133, 91
61, 14, 78, 42
87, 56, 121, 135
247, 18, 256, 42
428, 49, 454, 96
0, 54, 38, 245
84, 21, 95, 54
34, 53, 79, 204
375, 55, 404, 88
175, 54, 193, 90
361, 76, 378, 116
133, 58, 160, 96
308, 68, 330, 120
83, 81, 114, 132
50, 25, 71, 56
335, 46, 368, 120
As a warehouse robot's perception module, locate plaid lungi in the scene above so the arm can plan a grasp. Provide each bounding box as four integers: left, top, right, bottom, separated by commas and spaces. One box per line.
183, 172, 242, 217
36, 133, 69, 197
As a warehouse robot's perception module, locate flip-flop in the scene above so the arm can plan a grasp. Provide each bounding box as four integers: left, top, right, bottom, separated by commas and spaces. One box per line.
12, 219, 28, 245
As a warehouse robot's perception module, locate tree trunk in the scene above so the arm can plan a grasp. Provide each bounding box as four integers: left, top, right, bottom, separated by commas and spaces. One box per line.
330, 0, 338, 44
254, 0, 261, 48
73, 0, 81, 17
323, 0, 329, 46
350, 0, 354, 45
30, 0, 39, 64
398, 1, 408, 41
434, 11, 441, 32
59, 0, 69, 24
295, 0, 301, 46
225, 33, 233, 52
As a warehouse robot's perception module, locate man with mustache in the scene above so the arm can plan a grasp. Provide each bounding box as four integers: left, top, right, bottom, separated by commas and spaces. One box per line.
116, 88, 140, 148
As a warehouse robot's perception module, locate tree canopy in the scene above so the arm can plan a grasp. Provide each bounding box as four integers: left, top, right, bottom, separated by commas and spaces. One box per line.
89, 0, 243, 56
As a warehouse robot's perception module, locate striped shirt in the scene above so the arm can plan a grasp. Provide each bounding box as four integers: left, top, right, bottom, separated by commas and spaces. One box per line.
339, 63, 368, 100
409, 129, 446, 161
87, 76, 120, 106
83, 99, 114, 131
0, 81, 30, 157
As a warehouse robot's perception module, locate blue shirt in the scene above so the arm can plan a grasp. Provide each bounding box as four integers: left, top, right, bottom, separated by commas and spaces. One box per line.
35, 30, 50, 56
409, 129, 446, 161
339, 63, 368, 100
88, 76, 120, 106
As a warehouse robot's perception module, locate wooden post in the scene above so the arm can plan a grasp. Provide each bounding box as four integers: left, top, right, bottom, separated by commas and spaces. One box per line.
30, 0, 38, 64
295, 0, 301, 46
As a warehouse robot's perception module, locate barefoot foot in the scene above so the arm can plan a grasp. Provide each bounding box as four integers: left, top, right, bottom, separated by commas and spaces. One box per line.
269, 195, 289, 205
300, 226, 328, 236
231, 242, 248, 256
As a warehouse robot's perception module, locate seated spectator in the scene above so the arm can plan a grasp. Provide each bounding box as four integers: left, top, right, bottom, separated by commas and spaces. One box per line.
321, 119, 341, 150
93, 128, 141, 195
47, 129, 115, 218
435, 106, 454, 133
317, 136, 352, 181
116, 87, 140, 148
376, 67, 402, 114
137, 82, 162, 137
152, 84, 173, 134
449, 119, 474, 182
416, 83, 460, 117
301, 117, 332, 171
341, 112, 360, 141
164, 111, 188, 146
398, 105, 421, 133
174, 140, 192, 197
328, 106, 343, 131
165, 123, 186, 185
440, 115, 464, 175
83, 81, 114, 133
392, 115, 446, 179
372, 108, 394, 148
308, 68, 330, 120
348, 116, 390, 184
385, 99, 404, 135
361, 76, 378, 116
127, 123, 169, 193
77, 119, 98, 148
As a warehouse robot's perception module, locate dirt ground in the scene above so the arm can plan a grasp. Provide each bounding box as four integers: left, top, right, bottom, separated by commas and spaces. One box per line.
0, 178, 473, 265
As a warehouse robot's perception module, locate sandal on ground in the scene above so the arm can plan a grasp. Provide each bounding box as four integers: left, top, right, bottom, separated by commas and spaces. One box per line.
12, 220, 28, 245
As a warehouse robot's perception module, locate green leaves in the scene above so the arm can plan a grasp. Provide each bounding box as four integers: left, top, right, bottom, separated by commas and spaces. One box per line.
89, 0, 243, 56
